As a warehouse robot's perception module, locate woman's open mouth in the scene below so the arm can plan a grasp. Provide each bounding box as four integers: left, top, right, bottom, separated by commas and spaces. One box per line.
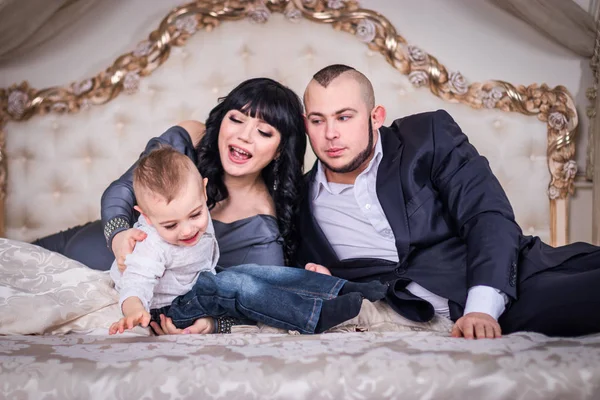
228, 145, 253, 164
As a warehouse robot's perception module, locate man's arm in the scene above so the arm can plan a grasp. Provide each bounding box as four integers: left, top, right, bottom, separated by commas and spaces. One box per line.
427, 110, 521, 338
429, 110, 521, 301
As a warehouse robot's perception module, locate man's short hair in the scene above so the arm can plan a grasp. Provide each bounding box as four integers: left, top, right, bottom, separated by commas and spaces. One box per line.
133, 146, 198, 205
311, 64, 375, 109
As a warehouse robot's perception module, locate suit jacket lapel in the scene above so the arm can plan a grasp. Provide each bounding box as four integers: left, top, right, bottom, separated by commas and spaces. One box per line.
376, 127, 410, 264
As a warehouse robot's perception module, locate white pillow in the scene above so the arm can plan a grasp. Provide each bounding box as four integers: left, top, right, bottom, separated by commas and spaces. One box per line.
0, 238, 149, 335
0, 238, 452, 336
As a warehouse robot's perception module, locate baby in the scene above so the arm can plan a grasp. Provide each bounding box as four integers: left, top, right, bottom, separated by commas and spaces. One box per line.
110, 146, 388, 335
109, 145, 217, 334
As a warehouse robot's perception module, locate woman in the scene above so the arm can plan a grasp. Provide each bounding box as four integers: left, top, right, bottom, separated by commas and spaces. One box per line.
34, 77, 307, 272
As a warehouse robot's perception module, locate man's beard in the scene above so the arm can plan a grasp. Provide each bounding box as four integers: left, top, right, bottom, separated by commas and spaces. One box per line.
320, 119, 374, 174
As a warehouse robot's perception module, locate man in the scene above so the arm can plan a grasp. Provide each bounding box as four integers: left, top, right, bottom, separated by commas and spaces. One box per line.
297, 64, 600, 339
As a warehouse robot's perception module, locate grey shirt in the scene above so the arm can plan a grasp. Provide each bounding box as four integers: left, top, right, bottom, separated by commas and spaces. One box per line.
214, 214, 284, 267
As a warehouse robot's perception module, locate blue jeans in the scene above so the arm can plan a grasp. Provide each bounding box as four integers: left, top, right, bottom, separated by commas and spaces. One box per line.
163, 264, 348, 334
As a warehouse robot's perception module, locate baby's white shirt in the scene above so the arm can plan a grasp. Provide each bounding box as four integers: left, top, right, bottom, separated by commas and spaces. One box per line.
110, 215, 219, 312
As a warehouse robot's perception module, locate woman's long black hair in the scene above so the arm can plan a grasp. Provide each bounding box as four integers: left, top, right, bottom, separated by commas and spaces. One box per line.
196, 78, 306, 265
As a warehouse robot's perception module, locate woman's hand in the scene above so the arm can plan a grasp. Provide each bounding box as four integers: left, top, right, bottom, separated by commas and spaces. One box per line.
150, 314, 214, 335
112, 228, 147, 272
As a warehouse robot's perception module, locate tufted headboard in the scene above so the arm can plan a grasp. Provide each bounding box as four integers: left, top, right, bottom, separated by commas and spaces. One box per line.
0, 0, 578, 247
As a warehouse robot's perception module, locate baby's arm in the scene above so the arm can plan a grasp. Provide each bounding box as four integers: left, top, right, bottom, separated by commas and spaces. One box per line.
109, 297, 151, 334
110, 240, 167, 334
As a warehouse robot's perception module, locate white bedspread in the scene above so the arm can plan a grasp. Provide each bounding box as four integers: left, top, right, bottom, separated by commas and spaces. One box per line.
1, 238, 599, 399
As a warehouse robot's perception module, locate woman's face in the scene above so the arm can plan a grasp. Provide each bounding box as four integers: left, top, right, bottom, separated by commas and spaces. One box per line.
218, 109, 282, 179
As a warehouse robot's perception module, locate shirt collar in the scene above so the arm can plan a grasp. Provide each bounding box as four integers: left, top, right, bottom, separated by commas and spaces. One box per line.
312, 129, 383, 200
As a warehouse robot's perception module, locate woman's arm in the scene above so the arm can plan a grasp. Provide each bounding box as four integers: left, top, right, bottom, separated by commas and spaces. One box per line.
177, 120, 206, 147
101, 122, 205, 251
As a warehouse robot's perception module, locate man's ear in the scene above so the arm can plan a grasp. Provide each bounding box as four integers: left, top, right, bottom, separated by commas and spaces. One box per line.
134, 205, 152, 225
371, 105, 387, 130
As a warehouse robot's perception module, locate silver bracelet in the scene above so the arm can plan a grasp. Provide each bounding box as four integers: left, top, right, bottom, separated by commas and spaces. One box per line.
214, 317, 236, 334
103, 217, 131, 246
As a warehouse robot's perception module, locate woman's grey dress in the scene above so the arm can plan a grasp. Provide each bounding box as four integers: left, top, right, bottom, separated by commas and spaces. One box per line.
32, 214, 284, 270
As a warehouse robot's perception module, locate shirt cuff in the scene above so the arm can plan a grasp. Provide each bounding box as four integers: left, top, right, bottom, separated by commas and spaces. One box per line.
463, 285, 508, 320
119, 290, 150, 313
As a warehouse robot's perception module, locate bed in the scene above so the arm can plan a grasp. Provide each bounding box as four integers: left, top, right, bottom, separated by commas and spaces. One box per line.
1, 0, 598, 399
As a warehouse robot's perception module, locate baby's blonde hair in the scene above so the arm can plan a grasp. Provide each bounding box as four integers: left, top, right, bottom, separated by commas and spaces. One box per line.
133, 146, 200, 205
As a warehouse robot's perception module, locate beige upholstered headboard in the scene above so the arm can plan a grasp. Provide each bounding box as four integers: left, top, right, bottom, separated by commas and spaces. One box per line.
0, 0, 578, 247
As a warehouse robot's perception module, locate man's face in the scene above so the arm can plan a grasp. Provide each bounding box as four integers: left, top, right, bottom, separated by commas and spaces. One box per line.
304, 76, 375, 181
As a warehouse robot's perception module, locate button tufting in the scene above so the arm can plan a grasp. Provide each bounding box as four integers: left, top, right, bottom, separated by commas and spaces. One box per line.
303, 47, 315, 59
239, 45, 252, 59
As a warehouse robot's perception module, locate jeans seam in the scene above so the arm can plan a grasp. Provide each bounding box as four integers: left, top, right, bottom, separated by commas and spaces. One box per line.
269, 285, 337, 299
235, 299, 320, 334
269, 278, 346, 300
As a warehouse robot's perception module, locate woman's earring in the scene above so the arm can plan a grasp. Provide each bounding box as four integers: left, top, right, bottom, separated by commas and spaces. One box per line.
272, 159, 279, 191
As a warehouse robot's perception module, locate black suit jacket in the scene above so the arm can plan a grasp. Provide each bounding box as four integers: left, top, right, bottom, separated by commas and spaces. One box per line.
297, 110, 597, 321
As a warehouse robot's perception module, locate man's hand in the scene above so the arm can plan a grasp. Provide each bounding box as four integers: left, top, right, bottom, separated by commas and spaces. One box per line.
150, 314, 214, 335
112, 228, 147, 272
451, 312, 502, 339
305, 263, 332, 276
109, 310, 151, 335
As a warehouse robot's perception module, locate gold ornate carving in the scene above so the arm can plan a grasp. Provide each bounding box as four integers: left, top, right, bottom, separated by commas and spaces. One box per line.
0, 0, 579, 226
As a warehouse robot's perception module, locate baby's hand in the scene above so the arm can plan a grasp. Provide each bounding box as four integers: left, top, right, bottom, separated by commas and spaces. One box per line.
109, 310, 151, 335
305, 263, 332, 276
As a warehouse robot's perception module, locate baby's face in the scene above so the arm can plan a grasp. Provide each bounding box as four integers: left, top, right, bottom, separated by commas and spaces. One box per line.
144, 172, 209, 247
